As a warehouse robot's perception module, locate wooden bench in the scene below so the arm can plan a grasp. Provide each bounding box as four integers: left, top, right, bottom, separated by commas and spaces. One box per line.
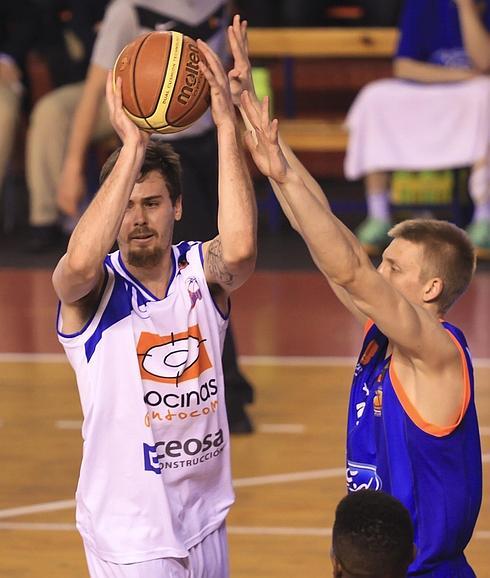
247, 27, 398, 58
247, 27, 398, 155
246, 27, 467, 230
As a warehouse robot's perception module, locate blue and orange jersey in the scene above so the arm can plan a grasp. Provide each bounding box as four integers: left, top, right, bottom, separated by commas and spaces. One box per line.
346, 321, 482, 577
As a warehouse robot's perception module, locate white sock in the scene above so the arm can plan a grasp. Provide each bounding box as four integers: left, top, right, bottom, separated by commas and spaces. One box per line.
472, 201, 490, 223
469, 164, 490, 221
366, 191, 390, 221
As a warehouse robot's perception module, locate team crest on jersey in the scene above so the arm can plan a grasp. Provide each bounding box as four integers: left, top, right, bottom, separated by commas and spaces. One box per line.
373, 387, 383, 417
346, 460, 382, 491
137, 325, 212, 385
186, 277, 202, 308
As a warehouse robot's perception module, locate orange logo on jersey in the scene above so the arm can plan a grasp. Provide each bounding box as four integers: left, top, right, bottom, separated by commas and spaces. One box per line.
373, 388, 383, 417
360, 340, 379, 366
137, 325, 212, 385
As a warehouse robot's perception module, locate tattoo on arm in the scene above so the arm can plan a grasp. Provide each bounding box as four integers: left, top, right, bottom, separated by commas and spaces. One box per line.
207, 238, 235, 286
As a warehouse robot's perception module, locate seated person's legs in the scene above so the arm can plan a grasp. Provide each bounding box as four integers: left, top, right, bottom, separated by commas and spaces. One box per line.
26, 82, 84, 249
356, 171, 392, 254
0, 80, 21, 192
27, 82, 113, 251
466, 156, 490, 258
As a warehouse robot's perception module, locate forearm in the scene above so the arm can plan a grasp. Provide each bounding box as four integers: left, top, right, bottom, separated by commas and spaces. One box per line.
63, 143, 145, 286
216, 123, 257, 266
279, 169, 364, 285
458, 1, 490, 71
394, 58, 476, 82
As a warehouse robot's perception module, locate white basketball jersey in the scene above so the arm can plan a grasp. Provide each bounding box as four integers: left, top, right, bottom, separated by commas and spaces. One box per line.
58, 242, 234, 564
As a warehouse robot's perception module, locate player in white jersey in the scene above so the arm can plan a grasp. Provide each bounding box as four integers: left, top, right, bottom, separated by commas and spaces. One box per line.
52, 39, 257, 578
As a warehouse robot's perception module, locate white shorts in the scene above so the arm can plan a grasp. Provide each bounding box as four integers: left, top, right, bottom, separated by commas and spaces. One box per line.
84, 523, 229, 578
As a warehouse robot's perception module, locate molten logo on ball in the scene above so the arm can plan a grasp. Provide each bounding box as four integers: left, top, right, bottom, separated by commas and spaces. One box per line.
178, 44, 201, 105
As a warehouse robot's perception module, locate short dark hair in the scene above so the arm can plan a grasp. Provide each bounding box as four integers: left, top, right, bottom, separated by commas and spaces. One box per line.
332, 490, 414, 578
99, 140, 183, 206
388, 219, 476, 314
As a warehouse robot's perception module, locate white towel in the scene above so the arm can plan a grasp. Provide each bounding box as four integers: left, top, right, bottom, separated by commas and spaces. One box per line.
344, 77, 490, 180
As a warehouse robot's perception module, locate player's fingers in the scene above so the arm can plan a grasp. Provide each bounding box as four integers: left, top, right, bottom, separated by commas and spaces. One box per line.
198, 60, 216, 87
197, 40, 228, 87
260, 96, 270, 129
241, 19, 249, 51
113, 75, 124, 114
243, 130, 258, 154
270, 118, 279, 143
197, 40, 222, 73
241, 90, 261, 128
231, 15, 248, 59
228, 26, 246, 66
232, 14, 246, 52
106, 71, 115, 114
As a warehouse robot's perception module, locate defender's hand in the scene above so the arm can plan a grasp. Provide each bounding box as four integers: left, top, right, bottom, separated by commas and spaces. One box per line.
241, 91, 288, 183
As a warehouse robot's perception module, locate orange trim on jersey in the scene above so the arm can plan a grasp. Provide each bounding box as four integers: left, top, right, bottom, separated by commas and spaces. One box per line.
389, 330, 471, 437
363, 319, 374, 336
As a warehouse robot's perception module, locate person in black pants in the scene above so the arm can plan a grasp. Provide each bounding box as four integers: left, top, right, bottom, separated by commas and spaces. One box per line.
171, 128, 255, 434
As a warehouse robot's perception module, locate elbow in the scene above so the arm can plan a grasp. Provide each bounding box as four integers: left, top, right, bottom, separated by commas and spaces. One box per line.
327, 253, 364, 289
222, 242, 257, 272
329, 268, 358, 289
64, 252, 100, 285
473, 56, 490, 74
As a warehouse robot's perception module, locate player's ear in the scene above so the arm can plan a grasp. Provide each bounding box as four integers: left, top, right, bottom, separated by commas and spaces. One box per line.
422, 276, 443, 304
174, 196, 183, 221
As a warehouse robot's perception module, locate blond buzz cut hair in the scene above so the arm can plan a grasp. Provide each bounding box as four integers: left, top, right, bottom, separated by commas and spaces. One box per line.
388, 219, 476, 314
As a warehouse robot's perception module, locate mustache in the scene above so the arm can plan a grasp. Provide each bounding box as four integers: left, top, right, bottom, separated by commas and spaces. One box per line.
129, 227, 156, 240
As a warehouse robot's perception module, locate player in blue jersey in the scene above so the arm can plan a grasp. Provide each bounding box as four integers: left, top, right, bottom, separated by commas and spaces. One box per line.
228, 15, 483, 577
331, 490, 415, 578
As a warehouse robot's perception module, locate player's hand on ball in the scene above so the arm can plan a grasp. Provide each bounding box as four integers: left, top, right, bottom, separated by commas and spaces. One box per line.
197, 40, 236, 129
106, 72, 149, 148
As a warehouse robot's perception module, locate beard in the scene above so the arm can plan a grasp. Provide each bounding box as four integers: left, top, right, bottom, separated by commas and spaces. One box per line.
127, 244, 164, 268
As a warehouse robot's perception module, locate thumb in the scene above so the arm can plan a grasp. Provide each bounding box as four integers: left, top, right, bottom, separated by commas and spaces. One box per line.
243, 130, 257, 152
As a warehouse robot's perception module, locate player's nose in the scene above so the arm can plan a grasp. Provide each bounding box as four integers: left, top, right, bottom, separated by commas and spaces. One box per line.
133, 202, 147, 225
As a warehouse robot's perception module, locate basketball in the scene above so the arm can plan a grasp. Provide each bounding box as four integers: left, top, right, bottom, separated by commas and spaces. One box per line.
113, 31, 210, 134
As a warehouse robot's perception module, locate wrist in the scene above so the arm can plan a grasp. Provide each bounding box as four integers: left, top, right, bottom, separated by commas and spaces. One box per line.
283, 167, 302, 184
216, 120, 238, 139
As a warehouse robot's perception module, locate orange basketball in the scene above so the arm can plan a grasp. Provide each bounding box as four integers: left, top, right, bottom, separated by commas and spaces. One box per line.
113, 31, 210, 134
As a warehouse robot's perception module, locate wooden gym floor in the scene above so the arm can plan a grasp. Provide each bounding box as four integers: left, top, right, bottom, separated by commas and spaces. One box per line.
0, 261, 488, 577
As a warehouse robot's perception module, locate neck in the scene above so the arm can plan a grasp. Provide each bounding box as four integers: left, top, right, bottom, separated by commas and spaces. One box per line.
124, 249, 173, 299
